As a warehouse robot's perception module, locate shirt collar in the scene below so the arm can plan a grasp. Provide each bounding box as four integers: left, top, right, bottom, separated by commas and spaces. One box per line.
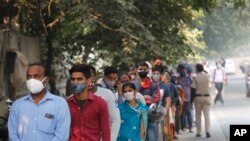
24, 90, 53, 102
68, 92, 94, 103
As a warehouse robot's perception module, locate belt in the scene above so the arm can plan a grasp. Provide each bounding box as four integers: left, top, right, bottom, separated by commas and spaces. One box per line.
195, 94, 210, 97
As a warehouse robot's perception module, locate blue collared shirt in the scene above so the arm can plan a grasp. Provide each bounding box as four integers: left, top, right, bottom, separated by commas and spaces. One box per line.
8, 91, 71, 141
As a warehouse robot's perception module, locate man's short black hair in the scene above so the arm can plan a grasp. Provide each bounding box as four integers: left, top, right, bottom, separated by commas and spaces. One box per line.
28, 63, 49, 76
153, 56, 163, 61
104, 66, 117, 76
196, 64, 204, 73
69, 64, 92, 79
129, 66, 137, 71
152, 66, 164, 74
137, 61, 149, 68
177, 64, 186, 73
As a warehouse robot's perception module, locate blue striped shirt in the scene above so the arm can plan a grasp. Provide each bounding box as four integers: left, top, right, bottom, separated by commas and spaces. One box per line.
8, 91, 71, 141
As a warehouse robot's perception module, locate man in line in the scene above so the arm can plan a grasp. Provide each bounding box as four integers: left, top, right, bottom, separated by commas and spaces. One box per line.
134, 62, 160, 141
67, 64, 110, 141
177, 64, 193, 133
98, 66, 121, 105
88, 65, 120, 141
98, 66, 118, 93
8, 63, 71, 141
151, 66, 171, 141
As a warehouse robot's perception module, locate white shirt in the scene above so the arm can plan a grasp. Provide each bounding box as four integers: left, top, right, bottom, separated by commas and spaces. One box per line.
135, 92, 146, 104
95, 86, 121, 141
212, 68, 226, 82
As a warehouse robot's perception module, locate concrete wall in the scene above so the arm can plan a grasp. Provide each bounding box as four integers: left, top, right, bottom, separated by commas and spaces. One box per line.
0, 30, 41, 97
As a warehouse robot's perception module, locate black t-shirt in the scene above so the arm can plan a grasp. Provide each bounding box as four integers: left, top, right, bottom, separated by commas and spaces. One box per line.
75, 96, 87, 110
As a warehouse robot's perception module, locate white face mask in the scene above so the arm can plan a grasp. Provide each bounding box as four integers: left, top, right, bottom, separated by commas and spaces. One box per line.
152, 74, 160, 82
26, 77, 47, 94
104, 78, 116, 88
130, 74, 135, 80
123, 92, 135, 101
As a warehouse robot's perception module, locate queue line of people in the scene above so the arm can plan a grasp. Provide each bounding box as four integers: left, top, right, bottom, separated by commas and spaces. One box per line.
7, 59, 212, 141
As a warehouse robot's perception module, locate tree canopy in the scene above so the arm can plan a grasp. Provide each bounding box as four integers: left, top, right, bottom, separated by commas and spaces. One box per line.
1, 0, 247, 92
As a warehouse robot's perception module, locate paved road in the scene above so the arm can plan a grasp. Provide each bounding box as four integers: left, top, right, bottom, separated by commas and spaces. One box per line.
177, 73, 249, 141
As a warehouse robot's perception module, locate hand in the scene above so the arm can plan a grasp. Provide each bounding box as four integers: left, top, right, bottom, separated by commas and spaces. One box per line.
143, 95, 152, 100
224, 80, 228, 86
116, 81, 122, 95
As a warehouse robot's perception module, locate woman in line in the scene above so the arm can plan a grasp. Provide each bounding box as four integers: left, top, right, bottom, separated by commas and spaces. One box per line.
117, 83, 148, 141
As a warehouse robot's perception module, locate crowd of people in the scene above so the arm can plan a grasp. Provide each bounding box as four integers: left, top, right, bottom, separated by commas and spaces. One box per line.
6, 57, 228, 141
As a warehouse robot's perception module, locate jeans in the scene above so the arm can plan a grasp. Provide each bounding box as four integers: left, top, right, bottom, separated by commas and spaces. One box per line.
214, 82, 224, 104
181, 102, 193, 130
146, 121, 158, 141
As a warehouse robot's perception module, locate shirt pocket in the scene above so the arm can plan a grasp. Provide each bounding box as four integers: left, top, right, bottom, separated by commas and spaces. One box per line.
37, 112, 56, 134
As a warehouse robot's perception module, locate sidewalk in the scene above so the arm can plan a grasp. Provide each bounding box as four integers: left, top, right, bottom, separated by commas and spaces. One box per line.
176, 109, 227, 141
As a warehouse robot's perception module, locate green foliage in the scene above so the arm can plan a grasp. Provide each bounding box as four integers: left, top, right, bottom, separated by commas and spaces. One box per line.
56, 0, 207, 72
203, 6, 250, 58
4, 0, 236, 86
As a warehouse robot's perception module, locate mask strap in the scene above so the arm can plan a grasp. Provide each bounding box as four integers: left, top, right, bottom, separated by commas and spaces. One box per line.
41, 77, 47, 88
41, 77, 47, 82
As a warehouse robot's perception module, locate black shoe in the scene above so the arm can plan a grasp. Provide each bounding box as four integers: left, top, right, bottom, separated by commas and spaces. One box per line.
196, 134, 201, 137
189, 127, 193, 133
174, 136, 178, 140
206, 132, 211, 138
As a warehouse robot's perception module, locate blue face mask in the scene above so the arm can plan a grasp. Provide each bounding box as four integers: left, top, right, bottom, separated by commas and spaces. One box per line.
71, 83, 86, 94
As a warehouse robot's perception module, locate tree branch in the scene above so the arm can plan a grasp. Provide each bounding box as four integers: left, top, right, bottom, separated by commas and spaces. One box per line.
47, 11, 65, 28
38, 0, 48, 35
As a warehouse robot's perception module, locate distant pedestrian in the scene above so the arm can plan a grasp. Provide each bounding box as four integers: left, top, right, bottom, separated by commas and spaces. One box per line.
212, 60, 227, 105
191, 64, 211, 138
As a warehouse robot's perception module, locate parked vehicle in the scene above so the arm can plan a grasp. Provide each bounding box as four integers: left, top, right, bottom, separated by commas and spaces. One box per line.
225, 59, 236, 74
239, 60, 250, 74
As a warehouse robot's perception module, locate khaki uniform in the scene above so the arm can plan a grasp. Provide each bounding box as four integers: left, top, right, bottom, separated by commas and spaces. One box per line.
191, 72, 211, 135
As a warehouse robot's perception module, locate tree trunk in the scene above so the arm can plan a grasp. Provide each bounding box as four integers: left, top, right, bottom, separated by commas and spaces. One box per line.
0, 30, 9, 98
46, 28, 56, 93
